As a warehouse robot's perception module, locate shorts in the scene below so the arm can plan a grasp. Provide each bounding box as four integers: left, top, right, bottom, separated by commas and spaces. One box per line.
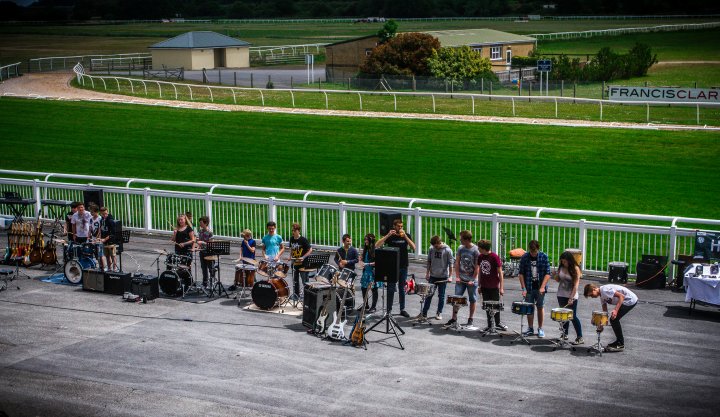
525, 289, 545, 308
103, 244, 117, 257
454, 280, 478, 303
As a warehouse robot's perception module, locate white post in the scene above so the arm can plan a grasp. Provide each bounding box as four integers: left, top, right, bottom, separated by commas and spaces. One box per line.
491, 213, 500, 254
205, 192, 213, 231
414, 207, 422, 258
339, 202, 347, 237
143, 187, 152, 232
32, 180, 42, 218
578, 219, 587, 271
268, 197, 277, 223
668, 221, 678, 280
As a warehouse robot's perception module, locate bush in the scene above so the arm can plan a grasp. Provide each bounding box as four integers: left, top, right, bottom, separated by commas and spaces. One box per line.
360, 32, 440, 76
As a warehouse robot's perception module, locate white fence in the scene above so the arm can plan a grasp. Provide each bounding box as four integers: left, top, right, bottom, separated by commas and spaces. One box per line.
250, 43, 327, 59
72, 64, 720, 126
1, 170, 718, 278
529, 21, 720, 40
0, 62, 21, 81
28, 53, 150, 73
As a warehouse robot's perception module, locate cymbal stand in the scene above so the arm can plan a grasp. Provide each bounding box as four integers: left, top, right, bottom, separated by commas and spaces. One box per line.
366, 280, 405, 349
587, 326, 604, 356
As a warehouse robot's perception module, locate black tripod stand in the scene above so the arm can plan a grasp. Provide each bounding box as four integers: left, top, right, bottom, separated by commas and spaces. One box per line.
206, 241, 231, 298
366, 278, 405, 350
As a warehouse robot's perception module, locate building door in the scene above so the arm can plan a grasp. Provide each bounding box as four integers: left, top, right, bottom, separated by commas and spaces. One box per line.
506, 49, 512, 65
214, 49, 226, 68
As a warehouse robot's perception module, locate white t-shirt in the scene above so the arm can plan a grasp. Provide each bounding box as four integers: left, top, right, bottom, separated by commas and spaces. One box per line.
89, 214, 102, 237
71, 211, 92, 238
600, 284, 638, 307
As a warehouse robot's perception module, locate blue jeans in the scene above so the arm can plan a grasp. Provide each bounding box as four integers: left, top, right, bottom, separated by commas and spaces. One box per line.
525, 288, 546, 307
386, 267, 408, 312
422, 277, 447, 316
454, 280, 478, 303
557, 296, 583, 338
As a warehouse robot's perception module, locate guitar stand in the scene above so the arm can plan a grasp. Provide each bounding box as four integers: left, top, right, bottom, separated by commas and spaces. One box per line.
550, 321, 573, 351
11, 257, 32, 280
366, 311, 405, 350
510, 313, 532, 345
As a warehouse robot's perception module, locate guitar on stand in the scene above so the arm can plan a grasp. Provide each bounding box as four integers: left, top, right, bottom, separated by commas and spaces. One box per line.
327, 282, 349, 341
314, 270, 339, 336
349, 279, 373, 349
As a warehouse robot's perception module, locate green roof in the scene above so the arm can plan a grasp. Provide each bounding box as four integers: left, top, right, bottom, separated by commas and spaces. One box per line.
422, 29, 536, 47
150, 31, 251, 49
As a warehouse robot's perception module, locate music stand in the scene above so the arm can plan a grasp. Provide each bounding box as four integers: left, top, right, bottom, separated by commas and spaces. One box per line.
303, 251, 332, 274
206, 240, 231, 298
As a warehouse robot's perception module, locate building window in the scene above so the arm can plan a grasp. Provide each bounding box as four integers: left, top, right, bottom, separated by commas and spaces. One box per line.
472, 47, 482, 54
365, 49, 373, 56
490, 46, 501, 60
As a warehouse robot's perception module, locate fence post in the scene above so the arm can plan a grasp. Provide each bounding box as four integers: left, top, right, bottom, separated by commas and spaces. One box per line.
218, 69, 222, 84
646, 103, 650, 123
511, 97, 515, 116
431, 94, 436, 112
32, 180, 41, 218
561, 79, 564, 97
143, 187, 152, 232
489, 81, 493, 100
414, 207, 422, 259
668, 220, 678, 280
348, 77, 351, 90
291, 76, 293, 89
697, 104, 700, 125
600, 101, 603, 121
573, 83, 576, 103
339, 202, 347, 237
358, 92, 362, 110
234, 72, 237, 86
481, 78, 484, 94
579, 219, 587, 271
491, 213, 500, 254
268, 197, 277, 223
202, 68, 207, 84
412, 75, 416, 92
205, 192, 213, 231
250, 73, 253, 88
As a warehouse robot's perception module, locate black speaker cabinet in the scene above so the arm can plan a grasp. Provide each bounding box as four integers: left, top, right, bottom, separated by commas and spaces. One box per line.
673, 255, 695, 288
83, 189, 104, 209
608, 262, 628, 284
82, 269, 105, 292
641, 255, 668, 267
131, 275, 159, 300
104, 272, 132, 295
636, 262, 666, 289
379, 212, 402, 236
375, 247, 399, 283
112, 220, 124, 253
302, 284, 336, 330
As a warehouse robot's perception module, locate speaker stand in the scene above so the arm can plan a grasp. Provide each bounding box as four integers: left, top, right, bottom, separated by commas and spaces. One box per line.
366, 284, 405, 350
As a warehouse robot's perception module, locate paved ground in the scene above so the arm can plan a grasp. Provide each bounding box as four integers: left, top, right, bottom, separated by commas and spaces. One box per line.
1, 231, 719, 417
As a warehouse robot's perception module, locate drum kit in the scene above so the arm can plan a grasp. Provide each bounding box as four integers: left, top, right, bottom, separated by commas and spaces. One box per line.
156, 250, 194, 297
509, 300, 535, 345
411, 282, 436, 326
63, 241, 101, 284
479, 300, 505, 337
549, 307, 574, 350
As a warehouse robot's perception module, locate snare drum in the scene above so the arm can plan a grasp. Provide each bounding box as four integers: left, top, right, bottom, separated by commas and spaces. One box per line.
316, 264, 339, 284
481, 300, 504, 311
416, 282, 435, 298
235, 264, 257, 287
446, 295, 468, 306
337, 268, 357, 288
591, 311, 609, 326
511, 301, 535, 316
273, 262, 289, 278
251, 278, 289, 310
550, 307, 574, 322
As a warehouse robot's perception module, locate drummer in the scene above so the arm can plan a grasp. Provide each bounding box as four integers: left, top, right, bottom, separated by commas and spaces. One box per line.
172, 213, 195, 258
261, 221, 284, 261
195, 216, 213, 288
71, 203, 92, 244
334, 234, 359, 272
584, 283, 638, 352
289, 223, 313, 298
229, 229, 256, 292
554, 251, 584, 345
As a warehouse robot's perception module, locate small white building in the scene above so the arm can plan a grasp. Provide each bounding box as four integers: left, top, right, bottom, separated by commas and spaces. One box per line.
149, 31, 251, 70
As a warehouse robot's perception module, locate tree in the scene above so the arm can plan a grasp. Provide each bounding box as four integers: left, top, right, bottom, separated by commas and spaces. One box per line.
360, 32, 440, 76
427, 46, 494, 82
376, 19, 397, 44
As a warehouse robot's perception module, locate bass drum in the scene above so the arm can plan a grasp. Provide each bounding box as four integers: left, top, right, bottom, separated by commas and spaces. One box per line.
159, 269, 192, 296
251, 278, 289, 310
64, 258, 97, 284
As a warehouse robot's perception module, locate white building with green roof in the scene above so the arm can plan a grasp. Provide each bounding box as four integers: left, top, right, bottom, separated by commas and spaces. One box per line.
149, 31, 251, 70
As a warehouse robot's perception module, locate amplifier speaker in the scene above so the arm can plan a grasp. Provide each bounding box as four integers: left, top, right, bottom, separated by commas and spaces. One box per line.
636, 262, 666, 289
375, 247, 399, 283
641, 254, 668, 267
608, 262, 628, 284
104, 272, 132, 295
379, 212, 402, 236
302, 285, 336, 330
112, 220, 124, 253
131, 274, 159, 300
673, 255, 695, 288
82, 269, 105, 292
83, 189, 104, 209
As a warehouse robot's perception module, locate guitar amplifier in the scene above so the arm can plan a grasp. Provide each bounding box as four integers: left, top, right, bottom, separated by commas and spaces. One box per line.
131, 274, 159, 300
104, 272, 132, 295
82, 269, 105, 292
302, 284, 335, 330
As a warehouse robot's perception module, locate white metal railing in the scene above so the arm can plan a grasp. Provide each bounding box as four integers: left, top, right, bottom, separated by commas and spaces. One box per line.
71, 64, 720, 127
0, 170, 718, 278
529, 22, 720, 40
250, 43, 328, 58
90, 56, 151, 71
0, 62, 21, 81
28, 53, 150, 72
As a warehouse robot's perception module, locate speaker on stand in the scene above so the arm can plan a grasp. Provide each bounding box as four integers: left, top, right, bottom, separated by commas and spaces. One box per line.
374, 247, 399, 284
83, 189, 104, 209
379, 212, 402, 237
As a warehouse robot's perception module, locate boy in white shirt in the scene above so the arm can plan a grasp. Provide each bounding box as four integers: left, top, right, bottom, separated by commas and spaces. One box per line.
584, 283, 638, 352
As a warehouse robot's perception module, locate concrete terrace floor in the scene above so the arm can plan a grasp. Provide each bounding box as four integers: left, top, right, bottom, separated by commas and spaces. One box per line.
0, 231, 719, 417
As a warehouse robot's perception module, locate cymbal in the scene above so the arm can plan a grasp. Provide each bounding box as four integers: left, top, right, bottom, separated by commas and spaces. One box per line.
337, 279, 349, 288
203, 255, 218, 261
153, 249, 168, 254
256, 269, 269, 278
299, 268, 317, 272
242, 257, 258, 265
316, 276, 329, 284
273, 271, 287, 278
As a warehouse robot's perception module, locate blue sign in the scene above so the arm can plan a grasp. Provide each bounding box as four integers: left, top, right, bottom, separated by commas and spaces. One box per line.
537, 59, 552, 72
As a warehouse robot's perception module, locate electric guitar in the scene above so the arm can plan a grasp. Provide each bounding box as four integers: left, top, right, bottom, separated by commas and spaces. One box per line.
314, 272, 339, 335
28, 217, 44, 265
350, 281, 373, 347
327, 281, 352, 341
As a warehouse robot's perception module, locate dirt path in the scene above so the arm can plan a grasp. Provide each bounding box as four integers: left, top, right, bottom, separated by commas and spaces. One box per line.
1, 72, 717, 131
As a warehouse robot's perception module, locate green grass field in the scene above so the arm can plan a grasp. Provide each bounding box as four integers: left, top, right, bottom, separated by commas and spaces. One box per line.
0, 97, 718, 220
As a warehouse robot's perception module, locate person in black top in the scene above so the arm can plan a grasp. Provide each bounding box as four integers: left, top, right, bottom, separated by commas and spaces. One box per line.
335, 234, 359, 272
98, 207, 116, 272
64, 201, 80, 242
375, 218, 416, 318
172, 213, 195, 258
289, 223, 313, 299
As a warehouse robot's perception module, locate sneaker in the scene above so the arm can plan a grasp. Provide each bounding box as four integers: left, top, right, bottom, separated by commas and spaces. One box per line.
572, 337, 585, 345
445, 318, 457, 326
481, 326, 492, 332
228, 285, 237, 291
562, 334, 569, 341
604, 343, 624, 352
368, 307, 377, 313
495, 323, 508, 331
522, 327, 534, 337
400, 310, 410, 318
465, 318, 474, 326
537, 328, 545, 338
434, 313, 442, 321
413, 313, 426, 320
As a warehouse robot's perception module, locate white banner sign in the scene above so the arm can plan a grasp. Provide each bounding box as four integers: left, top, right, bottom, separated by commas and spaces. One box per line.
608, 86, 719, 102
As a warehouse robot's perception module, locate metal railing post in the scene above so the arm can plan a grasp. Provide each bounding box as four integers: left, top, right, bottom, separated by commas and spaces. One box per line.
339, 202, 347, 237
579, 219, 587, 271
32, 179, 42, 218
143, 187, 152, 232
414, 207, 422, 258
268, 197, 277, 222
205, 192, 213, 231
668, 219, 679, 279
302, 192, 312, 230
491, 213, 500, 254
